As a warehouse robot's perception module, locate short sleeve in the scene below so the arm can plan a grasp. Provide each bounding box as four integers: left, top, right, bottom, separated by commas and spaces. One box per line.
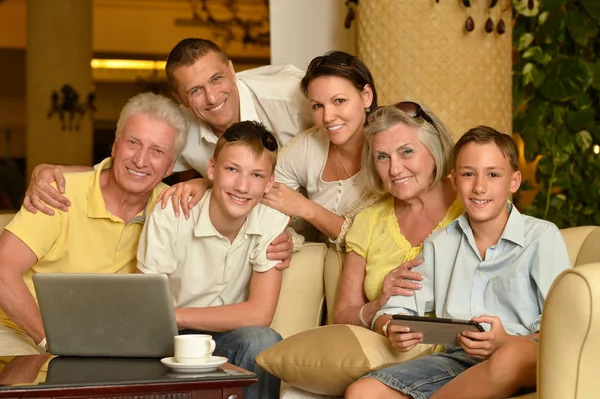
249, 208, 290, 273
275, 128, 315, 191
345, 208, 372, 258
136, 203, 179, 274
5, 207, 63, 260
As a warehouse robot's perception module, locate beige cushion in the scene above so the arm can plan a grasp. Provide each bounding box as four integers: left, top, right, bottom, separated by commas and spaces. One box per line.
256, 324, 434, 396
0, 325, 39, 356
270, 243, 327, 339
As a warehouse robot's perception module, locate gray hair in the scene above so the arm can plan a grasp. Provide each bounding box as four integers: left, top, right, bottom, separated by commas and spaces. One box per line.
115, 93, 189, 158
362, 104, 455, 195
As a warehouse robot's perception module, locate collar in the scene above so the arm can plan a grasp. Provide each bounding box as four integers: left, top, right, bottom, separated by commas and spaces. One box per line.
195, 77, 260, 145
450, 202, 524, 247
236, 78, 260, 123
193, 189, 264, 238
87, 157, 162, 224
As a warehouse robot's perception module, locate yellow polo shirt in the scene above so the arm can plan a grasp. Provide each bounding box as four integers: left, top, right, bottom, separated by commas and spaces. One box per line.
0, 157, 167, 331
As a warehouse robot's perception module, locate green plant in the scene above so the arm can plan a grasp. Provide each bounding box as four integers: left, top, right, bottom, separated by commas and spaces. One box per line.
512, 0, 600, 227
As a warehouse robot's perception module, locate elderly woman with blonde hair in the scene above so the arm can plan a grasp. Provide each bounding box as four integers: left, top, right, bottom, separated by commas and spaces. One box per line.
282, 103, 463, 399
334, 101, 462, 334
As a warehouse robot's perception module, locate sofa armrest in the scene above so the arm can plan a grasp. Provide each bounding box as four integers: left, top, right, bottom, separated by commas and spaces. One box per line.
538, 263, 600, 399
560, 226, 599, 267
270, 243, 327, 339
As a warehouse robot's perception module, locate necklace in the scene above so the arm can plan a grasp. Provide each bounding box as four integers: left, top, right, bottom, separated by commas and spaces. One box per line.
334, 146, 357, 186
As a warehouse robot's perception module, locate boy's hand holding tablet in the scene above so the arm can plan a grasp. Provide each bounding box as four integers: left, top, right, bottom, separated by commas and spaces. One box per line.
390, 315, 485, 349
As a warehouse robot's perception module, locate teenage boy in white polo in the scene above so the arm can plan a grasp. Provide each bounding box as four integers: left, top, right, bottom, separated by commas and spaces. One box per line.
136, 121, 289, 399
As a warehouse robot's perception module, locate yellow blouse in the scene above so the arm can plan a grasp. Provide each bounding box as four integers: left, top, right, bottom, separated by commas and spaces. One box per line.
346, 195, 464, 302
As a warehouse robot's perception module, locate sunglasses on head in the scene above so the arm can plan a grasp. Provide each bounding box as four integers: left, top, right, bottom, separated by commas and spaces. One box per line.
393, 101, 435, 126
223, 126, 279, 152
307, 52, 355, 73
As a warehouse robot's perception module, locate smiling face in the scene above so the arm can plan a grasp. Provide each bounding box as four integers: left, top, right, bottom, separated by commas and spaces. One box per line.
307, 75, 372, 147
372, 123, 437, 201
172, 51, 240, 136
111, 113, 177, 197
207, 144, 275, 226
452, 142, 521, 230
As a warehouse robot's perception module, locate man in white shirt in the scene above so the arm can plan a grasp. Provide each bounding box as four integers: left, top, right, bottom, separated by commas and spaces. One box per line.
137, 121, 290, 399
24, 37, 311, 266
166, 38, 312, 177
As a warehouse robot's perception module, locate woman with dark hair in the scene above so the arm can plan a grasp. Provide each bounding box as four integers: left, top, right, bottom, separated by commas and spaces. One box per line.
261, 51, 379, 250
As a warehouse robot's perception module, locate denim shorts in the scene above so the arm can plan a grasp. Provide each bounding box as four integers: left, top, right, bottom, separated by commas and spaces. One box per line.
362, 347, 483, 399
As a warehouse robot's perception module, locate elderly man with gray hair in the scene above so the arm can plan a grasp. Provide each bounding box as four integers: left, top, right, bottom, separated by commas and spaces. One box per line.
0, 93, 188, 352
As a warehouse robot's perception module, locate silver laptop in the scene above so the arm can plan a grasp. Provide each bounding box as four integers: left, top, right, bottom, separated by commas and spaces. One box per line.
33, 273, 178, 358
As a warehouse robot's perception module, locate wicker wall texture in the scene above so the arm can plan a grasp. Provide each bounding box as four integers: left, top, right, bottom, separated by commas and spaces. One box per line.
357, 0, 513, 139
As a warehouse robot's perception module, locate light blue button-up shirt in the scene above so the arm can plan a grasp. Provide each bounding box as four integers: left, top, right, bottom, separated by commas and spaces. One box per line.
378, 205, 572, 336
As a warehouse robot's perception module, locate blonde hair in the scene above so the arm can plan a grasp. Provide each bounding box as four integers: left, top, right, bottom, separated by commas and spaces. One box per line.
115, 93, 189, 158
362, 105, 455, 194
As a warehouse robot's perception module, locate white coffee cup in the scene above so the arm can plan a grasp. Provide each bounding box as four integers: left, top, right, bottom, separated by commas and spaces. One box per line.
174, 334, 216, 364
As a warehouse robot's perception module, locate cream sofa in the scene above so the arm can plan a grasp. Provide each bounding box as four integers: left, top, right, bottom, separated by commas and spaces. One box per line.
268, 225, 600, 399
1, 210, 599, 398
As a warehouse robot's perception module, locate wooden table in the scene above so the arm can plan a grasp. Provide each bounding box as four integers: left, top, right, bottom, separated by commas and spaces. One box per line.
0, 355, 257, 399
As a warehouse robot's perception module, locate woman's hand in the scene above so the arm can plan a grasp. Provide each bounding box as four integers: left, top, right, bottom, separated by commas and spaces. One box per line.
376, 258, 425, 309
261, 182, 309, 218
158, 178, 209, 218
24, 164, 70, 215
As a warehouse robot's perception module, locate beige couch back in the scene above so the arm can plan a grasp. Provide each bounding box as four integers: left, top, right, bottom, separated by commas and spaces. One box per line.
0, 213, 14, 231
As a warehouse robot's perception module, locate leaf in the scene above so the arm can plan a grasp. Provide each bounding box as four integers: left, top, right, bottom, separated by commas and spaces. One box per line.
581, 0, 600, 22
538, 9, 567, 46
589, 62, 600, 90
518, 33, 535, 50
576, 130, 593, 151
514, 0, 540, 16
539, 59, 593, 102
522, 63, 546, 87
521, 46, 552, 65
566, 9, 599, 47
593, 126, 600, 142
571, 92, 593, 109
566, 109, 595, 131
540, 0, 564, 12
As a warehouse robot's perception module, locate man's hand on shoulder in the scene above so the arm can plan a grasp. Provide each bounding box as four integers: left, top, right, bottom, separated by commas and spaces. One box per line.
24, 164, 70, 216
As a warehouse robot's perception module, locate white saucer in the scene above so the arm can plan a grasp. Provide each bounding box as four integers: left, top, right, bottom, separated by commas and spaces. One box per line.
160, 356, 228, 373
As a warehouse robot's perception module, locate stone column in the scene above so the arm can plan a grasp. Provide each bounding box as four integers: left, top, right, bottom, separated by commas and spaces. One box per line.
26, 0, 93, 178
357, 0, 513, 138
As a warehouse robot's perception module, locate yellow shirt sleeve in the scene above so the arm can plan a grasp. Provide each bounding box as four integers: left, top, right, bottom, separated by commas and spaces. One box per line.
345, 207, 373, 258
4, 207, 63, 261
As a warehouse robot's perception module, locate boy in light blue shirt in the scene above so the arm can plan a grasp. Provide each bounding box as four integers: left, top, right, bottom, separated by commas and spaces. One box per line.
346, 126, 571, 399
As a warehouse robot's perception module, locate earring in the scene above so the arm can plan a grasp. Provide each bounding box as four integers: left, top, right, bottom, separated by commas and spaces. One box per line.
365, 107, 371, 113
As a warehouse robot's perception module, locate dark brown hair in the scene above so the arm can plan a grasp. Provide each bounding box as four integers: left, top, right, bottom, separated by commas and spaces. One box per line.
453, 126, 518, 171
165, 38, 229, 91
300, 51, 378, 113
